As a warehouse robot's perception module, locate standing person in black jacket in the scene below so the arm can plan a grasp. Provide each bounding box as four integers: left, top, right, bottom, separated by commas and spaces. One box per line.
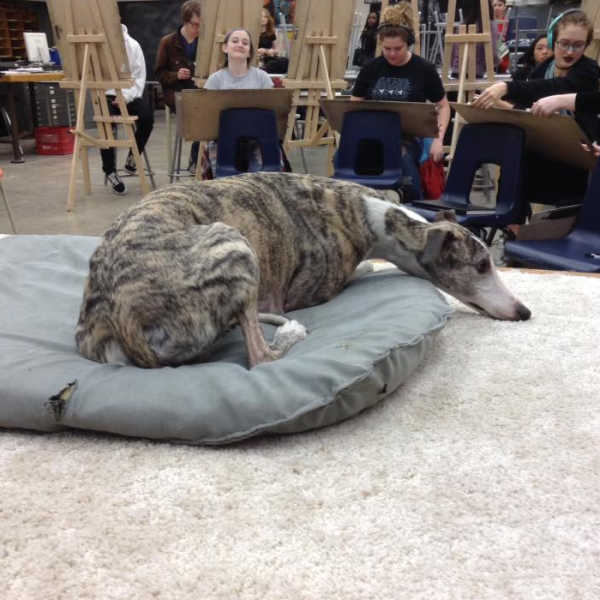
473, 9, 600, 207
155, 0, 202, 172
357, 11, 379, 65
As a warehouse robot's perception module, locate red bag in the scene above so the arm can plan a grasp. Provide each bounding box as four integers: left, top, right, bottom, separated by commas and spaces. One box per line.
419, 158, 446, 199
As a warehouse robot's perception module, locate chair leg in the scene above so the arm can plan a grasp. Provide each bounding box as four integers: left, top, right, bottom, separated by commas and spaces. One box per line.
170, 134, 183, 184
142, 149, 156, 189
294, 117, 308, 173
165, 106, 172, 179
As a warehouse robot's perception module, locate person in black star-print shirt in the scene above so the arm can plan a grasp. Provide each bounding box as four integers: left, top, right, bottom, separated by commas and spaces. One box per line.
351, 4, 450, 200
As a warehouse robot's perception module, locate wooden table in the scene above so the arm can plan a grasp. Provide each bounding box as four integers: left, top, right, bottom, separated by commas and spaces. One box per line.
0, 70, 64, 163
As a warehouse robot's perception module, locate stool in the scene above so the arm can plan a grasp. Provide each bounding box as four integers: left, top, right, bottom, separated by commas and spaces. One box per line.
167, 106, 196, 183
0, 168, 17, 234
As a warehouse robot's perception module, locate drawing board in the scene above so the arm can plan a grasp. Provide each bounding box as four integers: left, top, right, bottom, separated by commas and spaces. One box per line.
175, 88, 294, 141
321, 99, 439, 139
452, 103, 596, 171
287, 0, 353, 83
47, 0, 130, 83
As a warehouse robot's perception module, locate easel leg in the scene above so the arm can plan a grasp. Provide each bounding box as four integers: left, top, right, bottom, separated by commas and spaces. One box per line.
81, 145, 91, 195
449, 38, 470, 160
67, 43, 91, 211
67, 135, 80, 212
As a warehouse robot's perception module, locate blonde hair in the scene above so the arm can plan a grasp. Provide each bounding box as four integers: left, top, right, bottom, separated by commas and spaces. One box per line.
553, 10, 594, 48
377, 3, 414, 43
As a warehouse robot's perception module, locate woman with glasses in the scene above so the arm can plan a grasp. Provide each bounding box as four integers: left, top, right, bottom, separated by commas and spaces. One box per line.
473, 10, 598, 140
155, 0, 202, 172
473, 10, 600, 209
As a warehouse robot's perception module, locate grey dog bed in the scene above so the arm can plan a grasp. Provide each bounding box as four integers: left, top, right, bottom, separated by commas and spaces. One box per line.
0, 235, 451, 445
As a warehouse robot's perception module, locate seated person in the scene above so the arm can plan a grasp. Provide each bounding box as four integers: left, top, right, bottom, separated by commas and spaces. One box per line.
473, 9, 600, 208
350, 4, 450, 201
201, 28, 274, 179
354, 11, 379, 67
492, 0, 509, 74
512, 34, 552, 82
102, 24, 154, 195
258, 8, 288, 74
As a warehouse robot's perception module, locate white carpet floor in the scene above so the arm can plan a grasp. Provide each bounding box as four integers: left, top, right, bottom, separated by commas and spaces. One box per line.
1, 269, 599, 600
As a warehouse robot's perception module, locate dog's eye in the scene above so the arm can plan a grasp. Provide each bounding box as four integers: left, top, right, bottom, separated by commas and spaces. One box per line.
476, 259, 490, 274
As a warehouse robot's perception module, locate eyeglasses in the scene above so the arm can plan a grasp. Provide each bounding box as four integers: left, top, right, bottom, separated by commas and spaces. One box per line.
556, 40, 586, 52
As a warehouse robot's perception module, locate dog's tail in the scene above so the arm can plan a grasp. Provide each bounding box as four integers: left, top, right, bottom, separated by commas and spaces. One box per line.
258, 313, 289, 326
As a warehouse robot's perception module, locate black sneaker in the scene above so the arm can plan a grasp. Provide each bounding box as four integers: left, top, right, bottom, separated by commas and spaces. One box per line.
124, 152, 136, 174
106, 171, 127, 195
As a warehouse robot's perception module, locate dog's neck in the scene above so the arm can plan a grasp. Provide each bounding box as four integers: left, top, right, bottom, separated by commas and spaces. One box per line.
363, 195, 431, 278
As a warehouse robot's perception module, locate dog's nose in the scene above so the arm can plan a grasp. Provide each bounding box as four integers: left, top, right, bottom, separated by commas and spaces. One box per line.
516, 304, 531, 321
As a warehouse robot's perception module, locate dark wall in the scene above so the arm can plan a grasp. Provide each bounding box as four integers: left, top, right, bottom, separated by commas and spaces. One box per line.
118, 1, 182, 81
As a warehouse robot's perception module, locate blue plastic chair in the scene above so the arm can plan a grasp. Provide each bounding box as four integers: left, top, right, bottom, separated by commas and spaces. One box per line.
503, 158, 600, 272
408, 123, 527, 245
215, 108, 281, 178
332, 110, 404, 190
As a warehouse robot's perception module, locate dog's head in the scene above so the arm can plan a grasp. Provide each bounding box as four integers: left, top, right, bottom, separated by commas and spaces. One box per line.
419, 211, 531, 321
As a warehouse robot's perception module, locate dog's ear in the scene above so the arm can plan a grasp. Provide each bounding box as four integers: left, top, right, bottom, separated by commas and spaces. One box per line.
421, 228, 455, 267
433, 209, 457, 223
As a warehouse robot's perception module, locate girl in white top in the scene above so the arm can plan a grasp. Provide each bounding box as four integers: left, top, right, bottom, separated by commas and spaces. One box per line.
201, 29, 274, 178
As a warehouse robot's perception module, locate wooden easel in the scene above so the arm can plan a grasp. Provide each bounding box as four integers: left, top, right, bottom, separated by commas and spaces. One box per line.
282, 0, 353, 159
48, 0, 149, 211
582, 0, 600, 63
194, 0, 261, 83
376, 0, 421, 56
441, 0, 495, 157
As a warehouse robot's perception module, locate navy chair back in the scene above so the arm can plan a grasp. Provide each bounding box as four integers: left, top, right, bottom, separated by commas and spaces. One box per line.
215, 108, 281, 178
447, 122, 526, 222
333, 110, 404, 189
407, 122, 526, 244
573, 158, 600, 234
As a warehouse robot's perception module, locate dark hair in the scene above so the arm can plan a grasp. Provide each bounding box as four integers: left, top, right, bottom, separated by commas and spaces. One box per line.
181, 0, 202, 24
223, 29, 255, 66
517, 34, 548, 68
364, 11, 379, 30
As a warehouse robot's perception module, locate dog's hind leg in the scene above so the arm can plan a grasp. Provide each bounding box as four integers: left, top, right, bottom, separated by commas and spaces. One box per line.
240, 308, 306, 368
